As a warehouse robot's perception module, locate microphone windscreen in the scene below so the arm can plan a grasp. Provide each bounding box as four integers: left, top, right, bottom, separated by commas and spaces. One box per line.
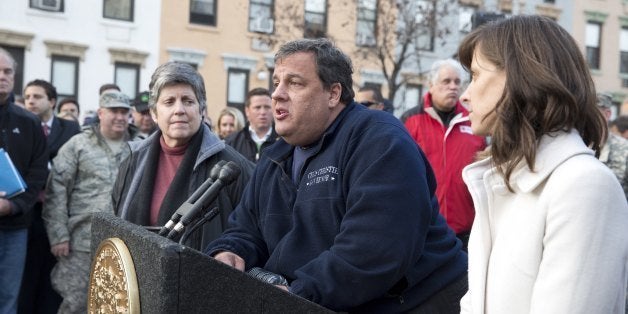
218, 161, 241, 184
210, 160, 228, 180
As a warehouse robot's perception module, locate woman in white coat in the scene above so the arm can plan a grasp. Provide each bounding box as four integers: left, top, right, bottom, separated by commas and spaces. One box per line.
458, 15, 628, 313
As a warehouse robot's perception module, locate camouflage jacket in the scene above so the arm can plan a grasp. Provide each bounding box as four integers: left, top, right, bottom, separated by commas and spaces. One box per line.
43, 124, 137, 252
600, 134, 628, 200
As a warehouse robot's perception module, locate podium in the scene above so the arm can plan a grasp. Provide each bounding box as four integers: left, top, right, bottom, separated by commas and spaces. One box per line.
90, 212, 334, 313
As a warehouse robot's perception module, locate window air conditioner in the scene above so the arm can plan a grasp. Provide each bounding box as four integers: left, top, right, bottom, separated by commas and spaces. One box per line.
356, 33, 376, 46
35, 0, 61, 11
250, 18, 274, 33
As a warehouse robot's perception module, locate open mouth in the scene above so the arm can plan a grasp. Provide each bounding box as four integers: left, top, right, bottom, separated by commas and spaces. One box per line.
275, 109, 289, 120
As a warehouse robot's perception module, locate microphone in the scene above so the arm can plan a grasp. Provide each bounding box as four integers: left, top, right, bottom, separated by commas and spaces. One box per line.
166, 161, 241, 239
158, 160, 227, 236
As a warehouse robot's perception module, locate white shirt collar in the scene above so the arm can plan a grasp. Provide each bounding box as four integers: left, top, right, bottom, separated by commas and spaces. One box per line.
248, 125, 272, 144
43, 116, 54, 128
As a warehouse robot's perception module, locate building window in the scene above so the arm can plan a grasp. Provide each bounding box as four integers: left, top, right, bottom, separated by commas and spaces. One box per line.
621, 27, 628, 74
0, 45, 25, 98
586, 21, 602, 70
404, 83, 423, 113
227, 68, 249, 112
304, 0, 327, 38
249, 0, 274, 33
356, 0, 377, 46
267, 68, 275, 93
103, 0, 134, 22
30, 0, 64, 12
51, 55, 79, 100
415, 0, 435, 51
114, 62, 139, 99
190, 0, 217, 26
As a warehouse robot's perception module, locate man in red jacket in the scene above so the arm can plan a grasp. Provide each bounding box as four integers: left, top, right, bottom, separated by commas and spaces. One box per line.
405, 59, 486, 250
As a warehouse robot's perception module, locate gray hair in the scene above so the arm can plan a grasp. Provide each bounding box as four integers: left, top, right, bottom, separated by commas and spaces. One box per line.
0, 47, 17, 71
429, 59, 467, 85
148, 61, 206, 112
275, 38, 354, 104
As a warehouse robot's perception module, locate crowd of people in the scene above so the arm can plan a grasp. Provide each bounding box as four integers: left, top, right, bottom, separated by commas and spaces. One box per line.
1, 14, 627, 314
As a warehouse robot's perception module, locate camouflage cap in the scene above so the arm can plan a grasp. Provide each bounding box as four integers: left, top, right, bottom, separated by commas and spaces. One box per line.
597, 93, 613, 108
99, 91, 131, 109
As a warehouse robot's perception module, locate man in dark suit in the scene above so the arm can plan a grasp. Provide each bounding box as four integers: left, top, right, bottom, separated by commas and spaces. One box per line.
19, 79, 80, 314
225, 88, 278, 163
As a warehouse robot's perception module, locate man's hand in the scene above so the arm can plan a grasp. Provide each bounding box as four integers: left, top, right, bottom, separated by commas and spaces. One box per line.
213, 251, 245, 271
0, 193, 12, 217
275, 285, 289, 292
51, 241, 70, 257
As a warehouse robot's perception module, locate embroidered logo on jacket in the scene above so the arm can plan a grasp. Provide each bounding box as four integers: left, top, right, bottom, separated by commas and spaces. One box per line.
459, 125, 473, 135
305, 166, 339, 187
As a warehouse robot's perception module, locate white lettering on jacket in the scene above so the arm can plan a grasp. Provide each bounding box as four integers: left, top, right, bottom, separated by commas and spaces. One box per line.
305, 166, 339, 187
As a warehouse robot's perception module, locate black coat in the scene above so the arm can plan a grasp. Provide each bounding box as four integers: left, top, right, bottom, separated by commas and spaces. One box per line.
48, 116, 81, 162
225, 124, 279, 163
112, 125, 255, 250
0, 102, 48, 229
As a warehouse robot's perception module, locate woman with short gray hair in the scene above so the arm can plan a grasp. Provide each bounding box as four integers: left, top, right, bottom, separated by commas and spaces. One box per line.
112, 61, 255, 250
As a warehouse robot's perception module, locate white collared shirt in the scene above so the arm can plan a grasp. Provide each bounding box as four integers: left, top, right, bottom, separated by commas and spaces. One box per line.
43, 116, 54, 130
248, 125, 272, 147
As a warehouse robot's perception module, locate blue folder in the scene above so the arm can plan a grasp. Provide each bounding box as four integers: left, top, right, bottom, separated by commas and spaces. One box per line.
0, 148, 27, 198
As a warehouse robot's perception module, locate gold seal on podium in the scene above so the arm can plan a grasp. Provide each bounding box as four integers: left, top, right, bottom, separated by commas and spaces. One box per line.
88, 238, 140, 314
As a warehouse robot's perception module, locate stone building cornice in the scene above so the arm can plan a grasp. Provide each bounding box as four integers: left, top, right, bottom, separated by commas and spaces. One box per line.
43, 40, 88, 60
535, 4, 561, 20
108, 48, 149, 67
0, 29, 35, 49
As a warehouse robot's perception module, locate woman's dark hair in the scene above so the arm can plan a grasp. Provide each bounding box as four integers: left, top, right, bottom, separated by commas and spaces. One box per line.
458, 15, 607, 191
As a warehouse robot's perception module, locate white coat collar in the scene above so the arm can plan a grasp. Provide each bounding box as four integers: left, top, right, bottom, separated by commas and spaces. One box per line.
512, 129, 594, 193
464, 129, 594, 194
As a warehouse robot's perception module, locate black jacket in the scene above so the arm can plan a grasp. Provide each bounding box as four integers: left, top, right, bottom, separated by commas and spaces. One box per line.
225, 124, 278, 163
112, 125, 255, 250
48, 116, 81, 162
0, 102, 48, 229
206, 103, 466, 312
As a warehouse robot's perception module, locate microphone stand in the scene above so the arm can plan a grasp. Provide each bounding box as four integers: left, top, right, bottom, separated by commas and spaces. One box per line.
166, 161, 241, 241
178, 206, 220, 245
157, 161, 226, 237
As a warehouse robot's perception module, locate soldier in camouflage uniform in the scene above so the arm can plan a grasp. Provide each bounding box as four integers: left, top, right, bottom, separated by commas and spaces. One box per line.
597, 94, 628, 200
43, 91, 138, 314
601, 131, 628, 200
597, 93, 628, 313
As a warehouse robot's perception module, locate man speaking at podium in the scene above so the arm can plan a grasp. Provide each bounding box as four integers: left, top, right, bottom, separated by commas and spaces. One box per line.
112, 61, 254, 250
205, 39, 467, 313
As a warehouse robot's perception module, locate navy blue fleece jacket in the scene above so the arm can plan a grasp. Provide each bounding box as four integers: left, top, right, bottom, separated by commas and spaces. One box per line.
205, 103, 466, 312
